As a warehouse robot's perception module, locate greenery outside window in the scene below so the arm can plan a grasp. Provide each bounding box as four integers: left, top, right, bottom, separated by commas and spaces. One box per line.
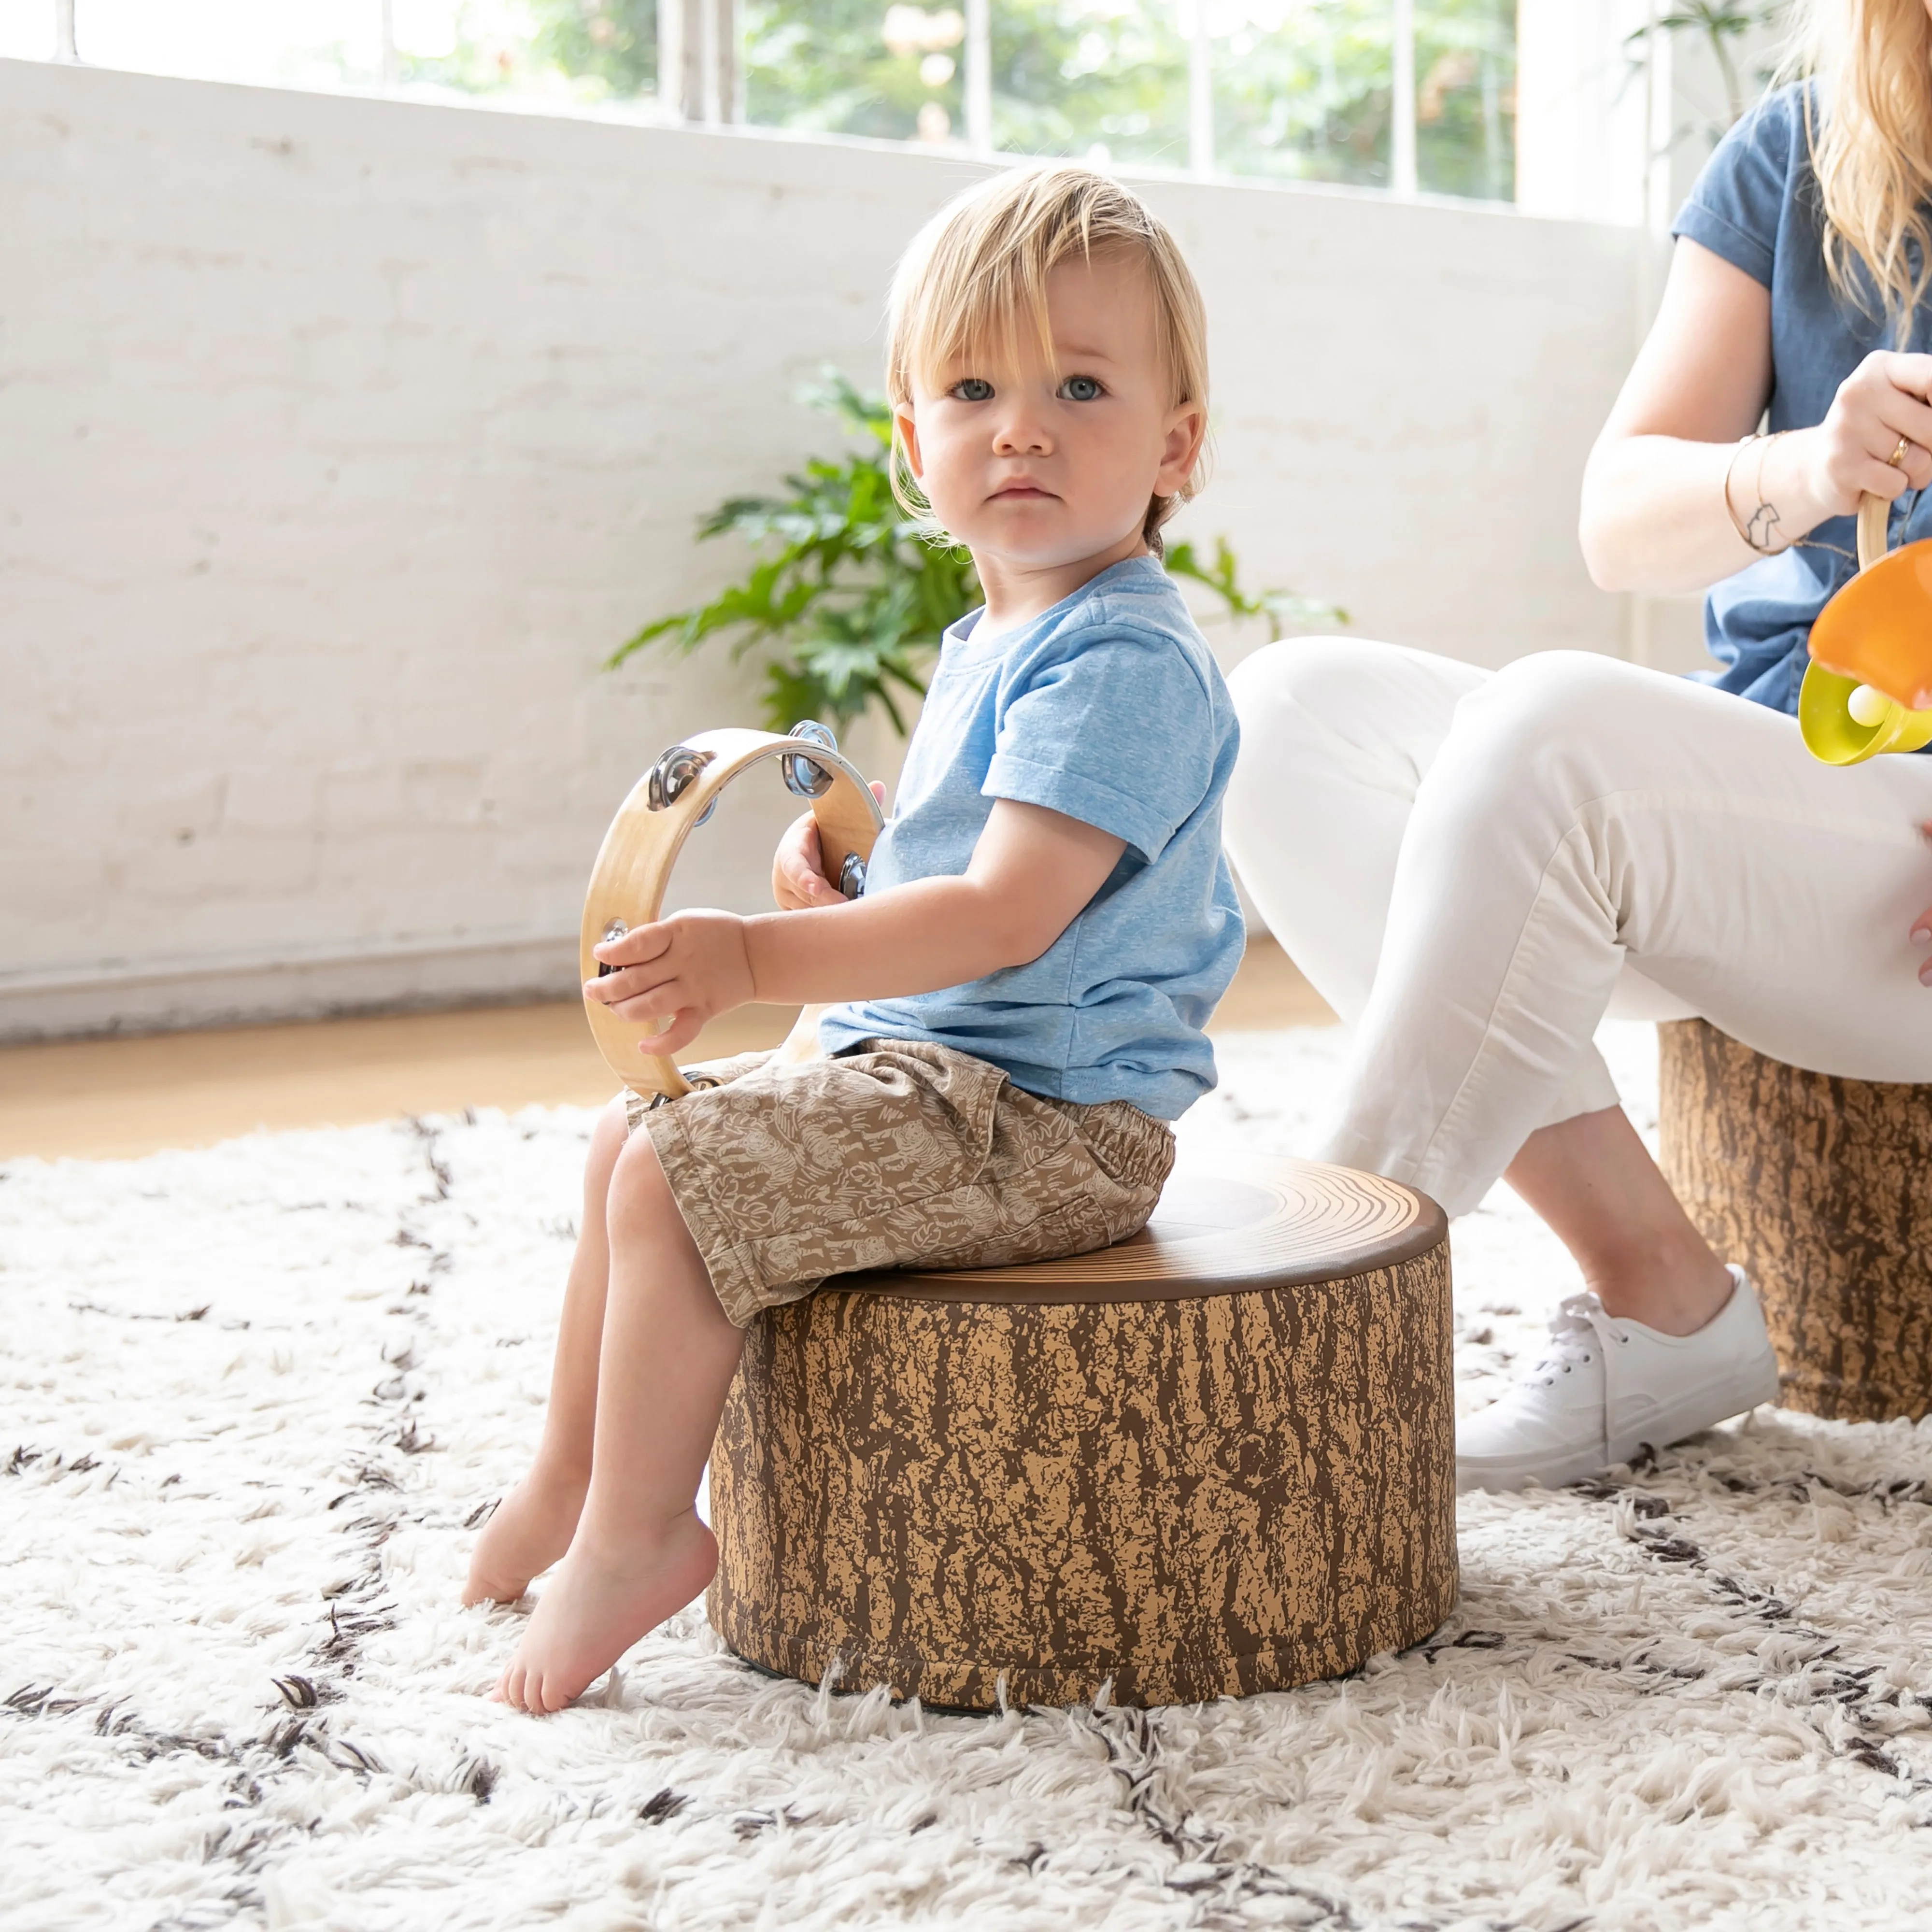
33, 2, 1520, 207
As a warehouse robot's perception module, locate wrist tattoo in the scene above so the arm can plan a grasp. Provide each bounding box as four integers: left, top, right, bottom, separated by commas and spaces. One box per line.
1724, 429, 1792, 555
1741, 498, 1784, 554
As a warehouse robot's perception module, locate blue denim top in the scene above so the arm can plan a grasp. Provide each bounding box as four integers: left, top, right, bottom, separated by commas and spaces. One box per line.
1673, 81, 1932, 717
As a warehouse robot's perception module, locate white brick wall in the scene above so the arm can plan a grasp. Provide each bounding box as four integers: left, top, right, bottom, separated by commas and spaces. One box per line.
0, 57, 1645, 1039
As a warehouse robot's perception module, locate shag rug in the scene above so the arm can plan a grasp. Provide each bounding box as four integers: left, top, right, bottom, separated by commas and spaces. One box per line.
8, 1025, 1932, 1932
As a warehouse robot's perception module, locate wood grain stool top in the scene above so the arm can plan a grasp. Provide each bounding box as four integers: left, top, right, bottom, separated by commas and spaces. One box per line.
861, 1151, 1447, 1302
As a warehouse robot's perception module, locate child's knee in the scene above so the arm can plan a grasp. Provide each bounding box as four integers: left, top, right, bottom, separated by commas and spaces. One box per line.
583, 1095, 632, 1203
606, 1124, 674, 1228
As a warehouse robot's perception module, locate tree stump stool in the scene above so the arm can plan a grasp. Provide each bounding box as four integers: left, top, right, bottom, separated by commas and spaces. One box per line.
1659, 1017, 1932, 1421
705, 1150, 1456, 1711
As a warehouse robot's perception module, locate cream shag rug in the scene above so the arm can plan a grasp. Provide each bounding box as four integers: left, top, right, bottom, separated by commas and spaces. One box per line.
8, 1025, 1932, 1932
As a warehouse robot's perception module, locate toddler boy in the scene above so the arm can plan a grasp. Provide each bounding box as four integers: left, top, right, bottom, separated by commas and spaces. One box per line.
469, 162, 1244, 1713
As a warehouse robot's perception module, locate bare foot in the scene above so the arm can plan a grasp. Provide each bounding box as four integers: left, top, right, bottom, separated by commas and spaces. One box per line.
463, 1468, 589, 1607
493, 1511, 717, 1714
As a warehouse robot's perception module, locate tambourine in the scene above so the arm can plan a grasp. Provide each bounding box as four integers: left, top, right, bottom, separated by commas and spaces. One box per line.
580, 721, 885, 1101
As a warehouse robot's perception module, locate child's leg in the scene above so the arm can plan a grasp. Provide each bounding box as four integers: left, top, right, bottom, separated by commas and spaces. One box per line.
496, 1129, 744, 1714
464, 1096, 627, 1607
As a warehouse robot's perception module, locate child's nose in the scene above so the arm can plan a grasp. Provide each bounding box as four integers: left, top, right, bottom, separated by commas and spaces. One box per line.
992, 409, 1051, 455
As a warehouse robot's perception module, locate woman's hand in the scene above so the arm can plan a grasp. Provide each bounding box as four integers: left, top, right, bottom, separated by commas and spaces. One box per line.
1786, 351, 1932, 520
1586, 245, 1932, 592
771, 780, 888, 909
585, 909, 757, 1058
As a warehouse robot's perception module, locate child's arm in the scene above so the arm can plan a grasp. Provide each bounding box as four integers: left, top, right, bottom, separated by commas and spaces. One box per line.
589, 800, 1126, 1058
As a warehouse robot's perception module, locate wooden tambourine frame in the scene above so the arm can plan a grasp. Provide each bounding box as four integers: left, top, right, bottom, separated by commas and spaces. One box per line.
580, 725, 885, 1101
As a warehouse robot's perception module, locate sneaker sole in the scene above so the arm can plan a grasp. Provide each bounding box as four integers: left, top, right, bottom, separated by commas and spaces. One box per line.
1455, 1440, 1617, 1494
1458, 1351, 1782, 1494
1605, 1351, 1783, 1471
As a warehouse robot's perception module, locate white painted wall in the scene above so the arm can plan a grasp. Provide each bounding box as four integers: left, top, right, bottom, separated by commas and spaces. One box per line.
0, 56, 1645, 1039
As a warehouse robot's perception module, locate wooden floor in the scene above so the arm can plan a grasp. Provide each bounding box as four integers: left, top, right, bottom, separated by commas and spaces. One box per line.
0, 938, 1333, 1162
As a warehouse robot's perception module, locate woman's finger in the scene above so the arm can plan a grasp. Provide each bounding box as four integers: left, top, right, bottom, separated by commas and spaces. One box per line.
1878, 351, 1932, 402
1852, 454, 1914, 501
1875, 388, 1932, 450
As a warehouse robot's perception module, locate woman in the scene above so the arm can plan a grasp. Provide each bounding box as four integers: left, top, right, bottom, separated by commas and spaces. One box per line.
1225, 0, 1932, 1491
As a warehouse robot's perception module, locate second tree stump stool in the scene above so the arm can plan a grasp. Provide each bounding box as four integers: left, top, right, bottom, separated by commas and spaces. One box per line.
1659, 1017, 1932, 1421
705, 1150, 1455, 1711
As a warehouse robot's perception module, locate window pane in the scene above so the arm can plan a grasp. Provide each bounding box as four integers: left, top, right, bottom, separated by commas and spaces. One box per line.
1210, 0, 1512, 199
745, 1, 965, 146
404, 1, 659, 107
1209, 0, 1389, 190
68, 0, 661, 108
1415, 0, 1512, 201
992, 1, 1188, 170
59, 0, 1510, 199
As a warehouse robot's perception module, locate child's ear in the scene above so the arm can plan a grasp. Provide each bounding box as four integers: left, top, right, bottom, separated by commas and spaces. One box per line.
895, 407, 926, 481
1155, 400, 1207, 497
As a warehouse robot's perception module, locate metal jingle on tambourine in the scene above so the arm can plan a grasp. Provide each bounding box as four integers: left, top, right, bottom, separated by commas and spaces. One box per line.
596, 917, 627, 978
781, 719, 838, 800
647, 743, 713, 811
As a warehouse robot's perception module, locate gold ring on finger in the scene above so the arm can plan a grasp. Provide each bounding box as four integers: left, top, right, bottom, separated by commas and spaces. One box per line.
1892, 434, 1913, 469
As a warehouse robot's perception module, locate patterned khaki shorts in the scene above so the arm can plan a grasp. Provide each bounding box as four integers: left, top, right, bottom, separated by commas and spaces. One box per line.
624, 1038, 1175, 1328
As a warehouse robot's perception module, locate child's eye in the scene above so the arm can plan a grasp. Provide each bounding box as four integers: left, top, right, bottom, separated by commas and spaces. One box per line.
1058, 375, 1104, 402
950, 377, 994, 402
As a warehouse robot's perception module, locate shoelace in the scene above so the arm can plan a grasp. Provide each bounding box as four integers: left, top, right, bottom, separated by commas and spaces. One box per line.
1524, 1291, 1623, 1387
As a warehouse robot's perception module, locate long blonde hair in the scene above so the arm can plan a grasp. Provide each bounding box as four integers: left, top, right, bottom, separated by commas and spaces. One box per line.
1782, 0, 1932, 336
883, 163, 1210, 548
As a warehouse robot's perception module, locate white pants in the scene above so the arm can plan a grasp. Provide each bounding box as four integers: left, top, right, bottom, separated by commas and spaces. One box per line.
1223, 640, 1932, 1217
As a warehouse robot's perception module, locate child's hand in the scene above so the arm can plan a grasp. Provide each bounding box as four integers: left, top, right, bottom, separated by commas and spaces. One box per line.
587, 911, 757, 1057
771, 781, 888, 910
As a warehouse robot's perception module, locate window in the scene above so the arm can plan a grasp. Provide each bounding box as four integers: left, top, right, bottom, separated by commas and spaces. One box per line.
10, 0, 1516, 204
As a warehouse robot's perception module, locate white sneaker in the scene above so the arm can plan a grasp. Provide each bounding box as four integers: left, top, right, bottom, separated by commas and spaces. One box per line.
1456, 1265, 1781, 1493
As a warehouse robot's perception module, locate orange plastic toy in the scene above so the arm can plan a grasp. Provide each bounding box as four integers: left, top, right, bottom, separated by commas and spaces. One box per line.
1801, 492, 1932, 763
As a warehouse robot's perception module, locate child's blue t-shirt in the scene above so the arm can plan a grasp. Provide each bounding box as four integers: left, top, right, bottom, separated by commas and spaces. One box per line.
817, 554, 1245, 1122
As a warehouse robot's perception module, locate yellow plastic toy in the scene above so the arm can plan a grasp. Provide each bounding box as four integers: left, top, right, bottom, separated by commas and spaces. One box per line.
1801, 491, 1932, 764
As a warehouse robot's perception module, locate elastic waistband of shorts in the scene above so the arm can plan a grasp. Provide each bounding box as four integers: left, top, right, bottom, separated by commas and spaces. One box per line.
837, 1035, 1176, 1191
1046, 1094, 1176, 1192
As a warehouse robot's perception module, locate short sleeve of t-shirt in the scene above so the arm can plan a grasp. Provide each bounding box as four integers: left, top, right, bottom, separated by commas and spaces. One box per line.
1671, 87, 1804, 289
983, 627, 1212, 865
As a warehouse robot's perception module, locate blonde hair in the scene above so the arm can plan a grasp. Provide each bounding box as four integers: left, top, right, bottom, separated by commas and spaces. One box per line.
1780, 0, 1932, 338
883, 162, 1210, 550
